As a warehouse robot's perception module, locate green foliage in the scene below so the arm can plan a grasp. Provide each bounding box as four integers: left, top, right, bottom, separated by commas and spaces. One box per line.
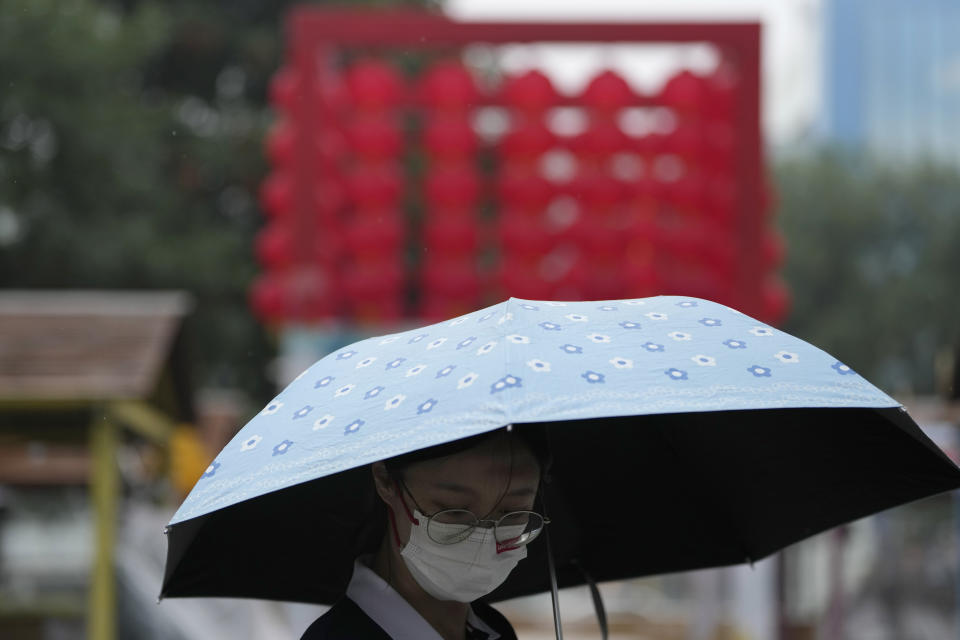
777, 150, 960, 395
0, 0, 274, 400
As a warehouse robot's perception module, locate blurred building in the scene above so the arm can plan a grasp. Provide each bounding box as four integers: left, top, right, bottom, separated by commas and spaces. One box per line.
823, 0, 960, 164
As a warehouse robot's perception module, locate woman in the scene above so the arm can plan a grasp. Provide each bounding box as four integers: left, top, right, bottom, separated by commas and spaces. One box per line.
300, 426, 550, 640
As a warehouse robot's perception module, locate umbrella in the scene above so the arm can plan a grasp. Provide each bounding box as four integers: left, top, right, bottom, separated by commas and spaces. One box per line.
161, 296, 960, 613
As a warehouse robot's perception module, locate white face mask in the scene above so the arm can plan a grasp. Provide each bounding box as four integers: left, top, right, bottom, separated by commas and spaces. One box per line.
400, 509, 528, 602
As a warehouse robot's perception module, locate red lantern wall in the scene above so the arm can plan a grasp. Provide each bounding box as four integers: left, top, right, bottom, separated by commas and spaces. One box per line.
253, 10, 787, 327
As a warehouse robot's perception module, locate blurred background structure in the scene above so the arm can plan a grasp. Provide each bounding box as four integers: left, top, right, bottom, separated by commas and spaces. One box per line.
0, 0, 958, 639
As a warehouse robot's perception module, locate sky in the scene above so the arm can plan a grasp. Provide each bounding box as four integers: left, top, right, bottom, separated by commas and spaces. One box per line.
444, 0, 823, 151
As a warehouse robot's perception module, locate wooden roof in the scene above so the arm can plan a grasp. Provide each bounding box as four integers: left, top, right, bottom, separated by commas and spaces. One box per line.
0, 290, 192, 403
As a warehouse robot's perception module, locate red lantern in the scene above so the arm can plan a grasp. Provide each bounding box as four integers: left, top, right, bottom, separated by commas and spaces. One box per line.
423, 119, 477, 160
502, 70, 557, 114
346, 116, 402, 159
316, 128, 348, 171
497, 213, 553, 257
259, 172, 295, 218
497, 173, 553, 211
347, 165, 403, 208
250, 274, 286, 321
344, 213, 405, 258
313, 178, 347, 220
266, 121, 296, 167
424, 166, 481, 208
343, 262, 403, 301
501, 122, 556, 159
423, 219, 480, 255
287, 266, 338, 320
704, 66, 738, 122
500, 260, 554, 300
269, 68, 299, 113
422, 258, 481, 298
570, 122, 629, 158
419, 61, 478, 111
254, 224, 293, 269
346, 59, 404, 111
581, 70, 632, 113
660, 70, 706, 115
761, 230, 786, 269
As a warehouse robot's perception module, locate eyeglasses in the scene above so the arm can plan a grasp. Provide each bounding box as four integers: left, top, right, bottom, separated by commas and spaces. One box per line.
396, 478, 549, 552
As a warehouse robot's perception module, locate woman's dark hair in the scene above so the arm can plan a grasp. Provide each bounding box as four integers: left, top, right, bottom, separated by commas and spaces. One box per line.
382, 424, 552, 481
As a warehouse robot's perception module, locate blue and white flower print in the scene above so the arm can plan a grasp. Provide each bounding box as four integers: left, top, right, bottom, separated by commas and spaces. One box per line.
334, 384, 355, 398
356, 356, 377, 369
436, 365, 456, 378
417, 398, 439, 414
171, 294, 905, 528
457, 372, 479, 389
313, 415, 334, 431
261, 401, 283, 416
292, 405, 314, 420
477, 341, 498, 355
582, 371, 605, 384
748, 365, 773, 377
832, 361, 856, 375
527, 359, 551, 372
364, 386, 385, 399
240, 435, 262, 451
273, 440, 293, 456
491, 375, 522, 393
386, 357, 406, 370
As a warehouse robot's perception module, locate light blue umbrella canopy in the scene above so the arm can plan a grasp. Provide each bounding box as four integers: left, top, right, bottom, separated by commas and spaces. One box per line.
162, 296, 956, 603
171, 296, 895, 524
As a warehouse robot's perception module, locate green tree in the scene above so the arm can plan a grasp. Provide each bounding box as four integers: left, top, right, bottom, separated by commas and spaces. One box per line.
777, 150, 960, 395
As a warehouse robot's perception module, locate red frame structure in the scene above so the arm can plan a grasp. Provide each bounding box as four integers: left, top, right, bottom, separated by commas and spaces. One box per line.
263, 8, 774, 323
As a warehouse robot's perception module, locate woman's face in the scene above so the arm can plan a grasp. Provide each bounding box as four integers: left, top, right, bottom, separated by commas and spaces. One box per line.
380, 435, 541, 544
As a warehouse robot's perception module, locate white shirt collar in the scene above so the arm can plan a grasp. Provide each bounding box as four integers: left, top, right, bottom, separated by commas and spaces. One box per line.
346, 558, 500, 640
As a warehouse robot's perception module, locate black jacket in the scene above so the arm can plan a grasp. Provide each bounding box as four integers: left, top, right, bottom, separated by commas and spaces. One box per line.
300, 597, 518, 640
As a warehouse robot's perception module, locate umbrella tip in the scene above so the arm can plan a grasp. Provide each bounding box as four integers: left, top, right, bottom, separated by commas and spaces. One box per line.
163, 526, 169, 535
